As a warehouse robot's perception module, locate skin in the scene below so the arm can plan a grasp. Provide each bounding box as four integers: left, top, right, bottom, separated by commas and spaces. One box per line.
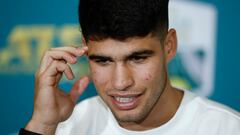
25, 46, 90, 134
88, 29, 183, 130
25, 29, 183, 134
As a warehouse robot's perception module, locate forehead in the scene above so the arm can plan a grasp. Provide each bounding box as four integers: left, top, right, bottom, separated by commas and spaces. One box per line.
87, 35, 162, 57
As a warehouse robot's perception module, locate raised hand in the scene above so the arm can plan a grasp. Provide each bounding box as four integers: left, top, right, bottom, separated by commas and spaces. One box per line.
25, 46, 90, 135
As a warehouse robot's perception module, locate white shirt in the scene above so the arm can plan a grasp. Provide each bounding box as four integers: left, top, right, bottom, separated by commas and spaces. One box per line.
56, 90, 240, 135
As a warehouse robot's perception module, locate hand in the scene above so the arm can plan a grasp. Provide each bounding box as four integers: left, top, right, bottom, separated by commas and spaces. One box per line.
25, 46, 90, 135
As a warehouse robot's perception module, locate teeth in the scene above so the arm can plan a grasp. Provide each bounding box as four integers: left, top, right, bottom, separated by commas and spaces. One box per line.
115, 97, 134, 103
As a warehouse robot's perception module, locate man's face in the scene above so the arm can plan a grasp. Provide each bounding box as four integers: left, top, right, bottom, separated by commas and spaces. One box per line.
87, 35, 168, 123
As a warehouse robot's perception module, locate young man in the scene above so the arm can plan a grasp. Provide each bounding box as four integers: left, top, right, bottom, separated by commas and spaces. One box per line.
20, 0, 240, 135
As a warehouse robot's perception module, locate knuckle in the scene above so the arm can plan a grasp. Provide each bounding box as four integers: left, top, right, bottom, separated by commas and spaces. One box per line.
36, 73, 45, 85
43, 49, 50, 57
62, 63, 69, 70
54, 60, 67, 70
52, 60, 59, 65
59, 59, 67, 64
35, 70, 46, 81
57, 60, 65, 65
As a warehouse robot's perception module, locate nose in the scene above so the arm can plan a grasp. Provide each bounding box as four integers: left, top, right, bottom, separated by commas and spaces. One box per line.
112, 63, 134, 91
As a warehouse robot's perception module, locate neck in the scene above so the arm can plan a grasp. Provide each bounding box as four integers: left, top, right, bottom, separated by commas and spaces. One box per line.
120, 80, 183, 131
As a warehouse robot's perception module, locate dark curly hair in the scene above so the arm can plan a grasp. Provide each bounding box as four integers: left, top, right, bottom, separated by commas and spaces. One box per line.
79, 0, 169, 42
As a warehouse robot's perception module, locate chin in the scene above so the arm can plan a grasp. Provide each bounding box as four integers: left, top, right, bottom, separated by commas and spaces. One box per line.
111, 107, 147, 123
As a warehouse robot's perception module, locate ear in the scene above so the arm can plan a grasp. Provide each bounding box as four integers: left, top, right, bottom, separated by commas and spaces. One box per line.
163, 29, 178, 62
82, 36, 87, 46
82, 37, 89, 56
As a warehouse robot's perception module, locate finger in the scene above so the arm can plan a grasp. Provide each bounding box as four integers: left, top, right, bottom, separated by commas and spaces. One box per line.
43, 60, 74, 86
39, 50, 77, 74
70, 76, 90, 103
55, 73, 63, 87
38, 47, 88, 74
51, 46, 88, 57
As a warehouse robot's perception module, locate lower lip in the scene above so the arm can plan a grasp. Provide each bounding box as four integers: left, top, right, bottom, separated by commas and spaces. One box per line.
111, 95, 141, 110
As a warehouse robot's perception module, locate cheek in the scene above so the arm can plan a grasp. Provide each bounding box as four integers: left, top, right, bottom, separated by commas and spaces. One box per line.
90, 67, 110, 85
91, 70, 98, 83
136, 67, 154, 81
144, 74, 152, 81
138, 67, 161, 86
141, 62, 165, 83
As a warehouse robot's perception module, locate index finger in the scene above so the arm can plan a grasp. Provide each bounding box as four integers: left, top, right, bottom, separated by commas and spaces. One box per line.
38, 46, 88, 74
51, 46, 88, 56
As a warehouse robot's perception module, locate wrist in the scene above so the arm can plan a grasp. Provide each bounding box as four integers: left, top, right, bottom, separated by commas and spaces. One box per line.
25, 118, 58, 135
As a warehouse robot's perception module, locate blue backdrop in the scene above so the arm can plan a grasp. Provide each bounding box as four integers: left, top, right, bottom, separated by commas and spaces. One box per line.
0, 0, 239, 134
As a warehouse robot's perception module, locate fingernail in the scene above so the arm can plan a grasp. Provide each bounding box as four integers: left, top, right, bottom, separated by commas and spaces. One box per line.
82, 77, 88, 84
82, 46, 88, 51
78, 80, 86, 93
72, 57, 77, 62
76, 48, 84, 54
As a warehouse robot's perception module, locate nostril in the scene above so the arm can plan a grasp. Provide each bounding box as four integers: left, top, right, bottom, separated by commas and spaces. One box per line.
113, 79, 134, 91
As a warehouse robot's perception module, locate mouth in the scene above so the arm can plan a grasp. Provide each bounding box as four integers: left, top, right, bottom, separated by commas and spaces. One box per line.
110, 93, 142, 110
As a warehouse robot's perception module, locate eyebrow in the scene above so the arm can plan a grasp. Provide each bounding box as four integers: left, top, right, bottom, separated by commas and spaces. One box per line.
88, 55, 113, 61
127, 50, 154, 59
88, 49, 155, 61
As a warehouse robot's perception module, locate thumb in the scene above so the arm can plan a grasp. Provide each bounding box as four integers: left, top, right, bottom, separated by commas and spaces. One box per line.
70, 76, 90, 103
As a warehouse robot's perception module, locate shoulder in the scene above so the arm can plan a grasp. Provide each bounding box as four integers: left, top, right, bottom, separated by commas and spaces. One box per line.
182, 90, 239, 120
189, 96, 240, 133
181, 91, 240, 134
194, 96, 240, 120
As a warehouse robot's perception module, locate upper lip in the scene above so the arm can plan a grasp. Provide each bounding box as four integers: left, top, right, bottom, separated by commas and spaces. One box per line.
108, 92, 143, 97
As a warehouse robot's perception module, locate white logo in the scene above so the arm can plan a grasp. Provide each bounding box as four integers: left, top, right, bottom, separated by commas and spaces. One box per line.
169, 1, 217, 97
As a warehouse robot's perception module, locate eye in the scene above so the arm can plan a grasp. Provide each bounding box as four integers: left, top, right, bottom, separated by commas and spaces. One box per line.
94, 59, 111, 66
130, 56, 148, 63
